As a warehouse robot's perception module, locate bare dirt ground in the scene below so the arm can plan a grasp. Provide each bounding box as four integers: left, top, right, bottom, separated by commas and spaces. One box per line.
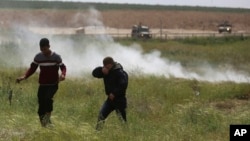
1, 9, 250, 34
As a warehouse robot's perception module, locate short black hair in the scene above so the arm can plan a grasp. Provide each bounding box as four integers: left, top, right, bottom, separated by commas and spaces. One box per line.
39, 38, 50, 47
103, 56, 114, 66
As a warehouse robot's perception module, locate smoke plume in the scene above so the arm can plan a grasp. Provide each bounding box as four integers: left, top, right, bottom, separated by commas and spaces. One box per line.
0, 8, 249, 83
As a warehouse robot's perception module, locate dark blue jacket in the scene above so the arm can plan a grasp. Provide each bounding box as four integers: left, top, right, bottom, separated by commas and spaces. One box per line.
92, 63, 128, 98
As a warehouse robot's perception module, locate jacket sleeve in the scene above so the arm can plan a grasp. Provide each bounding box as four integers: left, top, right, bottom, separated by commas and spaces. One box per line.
92, 66, 104, 78
24, 62, 38, 79
59, 63, 66, 76
57, 54, 66, 76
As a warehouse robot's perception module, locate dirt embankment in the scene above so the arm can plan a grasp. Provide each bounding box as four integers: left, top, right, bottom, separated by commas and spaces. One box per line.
0, 9, 250, 32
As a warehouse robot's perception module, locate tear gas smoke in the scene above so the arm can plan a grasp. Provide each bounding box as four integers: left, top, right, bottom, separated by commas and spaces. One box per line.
0, 8, 249, 83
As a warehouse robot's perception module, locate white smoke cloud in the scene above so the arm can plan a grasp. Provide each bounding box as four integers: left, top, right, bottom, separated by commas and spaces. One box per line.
0, 8, 250, 83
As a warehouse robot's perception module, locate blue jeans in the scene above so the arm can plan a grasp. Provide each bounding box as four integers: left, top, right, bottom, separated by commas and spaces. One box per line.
98, 97, 127, 122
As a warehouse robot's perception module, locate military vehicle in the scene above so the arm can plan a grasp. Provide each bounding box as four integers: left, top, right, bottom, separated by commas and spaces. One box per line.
131, 24, 152, 39
218, 22, 232, 33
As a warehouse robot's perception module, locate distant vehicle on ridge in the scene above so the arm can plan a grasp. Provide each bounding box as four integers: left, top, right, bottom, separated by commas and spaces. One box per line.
218, 21, 232, 33
131, 23, 152, 39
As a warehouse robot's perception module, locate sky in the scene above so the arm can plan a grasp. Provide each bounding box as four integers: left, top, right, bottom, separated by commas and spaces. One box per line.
53, 0, 250, 9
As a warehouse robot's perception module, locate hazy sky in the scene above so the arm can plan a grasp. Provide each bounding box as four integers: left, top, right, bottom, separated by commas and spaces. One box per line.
54, 0, 250, 9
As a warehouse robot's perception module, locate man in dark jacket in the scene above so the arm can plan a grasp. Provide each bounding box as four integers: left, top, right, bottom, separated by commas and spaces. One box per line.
92, 56, 128, 130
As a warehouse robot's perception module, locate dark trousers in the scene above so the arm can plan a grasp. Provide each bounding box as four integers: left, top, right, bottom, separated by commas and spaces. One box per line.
98, 97, 127, 122
37, 84, 58, 117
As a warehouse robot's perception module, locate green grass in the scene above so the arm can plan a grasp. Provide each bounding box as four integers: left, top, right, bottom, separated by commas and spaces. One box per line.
1, 37, 250, 141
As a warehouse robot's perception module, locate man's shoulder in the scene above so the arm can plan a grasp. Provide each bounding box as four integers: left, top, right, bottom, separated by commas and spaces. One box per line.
115, 68, 128, 77
52, 52, 60, 56
34, 52, 43, 59
34, 52, 62, 62
50, 52, 61, 57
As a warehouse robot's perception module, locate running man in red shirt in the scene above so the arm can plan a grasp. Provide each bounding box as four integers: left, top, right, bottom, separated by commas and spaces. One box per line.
16, 38, 66, 127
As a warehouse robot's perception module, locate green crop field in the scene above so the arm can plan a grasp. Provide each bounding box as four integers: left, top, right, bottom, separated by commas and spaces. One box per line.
0, 35, 250, 141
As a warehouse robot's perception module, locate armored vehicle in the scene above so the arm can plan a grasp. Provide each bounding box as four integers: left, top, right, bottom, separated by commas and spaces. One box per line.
131, 25, 152, 39
218, 22, 232, 33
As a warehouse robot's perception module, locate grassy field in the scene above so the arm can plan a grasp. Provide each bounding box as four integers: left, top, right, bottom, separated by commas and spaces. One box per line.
1, 37, 250, 141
